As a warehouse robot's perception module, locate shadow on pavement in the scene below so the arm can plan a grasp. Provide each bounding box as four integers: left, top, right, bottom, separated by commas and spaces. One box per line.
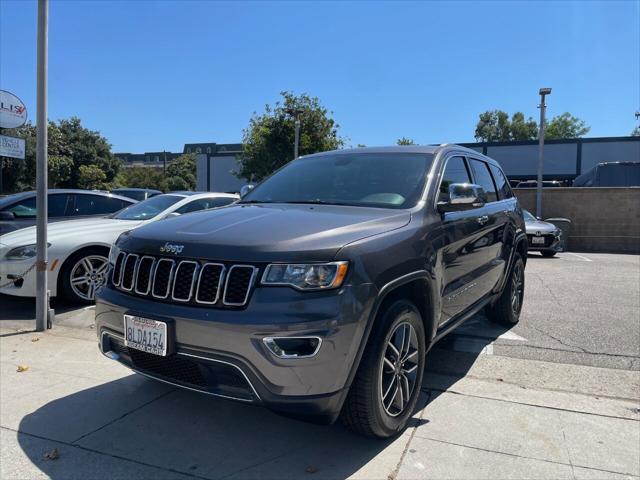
0, 293, 80, 322
15, 313, 512, 479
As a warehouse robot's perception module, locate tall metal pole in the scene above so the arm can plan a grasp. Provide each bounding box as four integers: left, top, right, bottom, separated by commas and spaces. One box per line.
536, 88, 551, 219
35, 0, 49, 331
294, 117, 300, 159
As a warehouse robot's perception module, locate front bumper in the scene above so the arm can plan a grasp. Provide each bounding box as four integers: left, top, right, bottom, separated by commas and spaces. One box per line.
0, 259, 60, 297
526, 233, 562, 252
95, 282, 376, 423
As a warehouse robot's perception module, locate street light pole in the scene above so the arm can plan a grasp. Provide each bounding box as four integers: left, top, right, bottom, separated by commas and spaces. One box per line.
294, 117, 300, 159
536, 87, 551, 219
35, 0, 49, 331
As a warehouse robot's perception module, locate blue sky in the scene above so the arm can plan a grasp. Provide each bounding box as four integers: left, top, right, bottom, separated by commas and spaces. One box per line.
1, 0, 638, 153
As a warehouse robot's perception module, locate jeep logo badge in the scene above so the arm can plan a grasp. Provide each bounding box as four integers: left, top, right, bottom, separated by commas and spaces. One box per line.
160, 242, 184, 254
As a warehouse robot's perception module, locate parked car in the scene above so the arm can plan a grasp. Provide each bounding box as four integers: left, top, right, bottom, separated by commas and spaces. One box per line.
0, 192, 238, 303
523, 210, 561, 257
573, 161, 640, 187
515, 180, 563, 188
0, 189, 136, 235
96, 145, 527, 438
112, 188, 162, 201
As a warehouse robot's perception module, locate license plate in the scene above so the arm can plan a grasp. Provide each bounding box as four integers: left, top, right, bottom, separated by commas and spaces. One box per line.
124, 315, 167, 356
532, 236, 545, 245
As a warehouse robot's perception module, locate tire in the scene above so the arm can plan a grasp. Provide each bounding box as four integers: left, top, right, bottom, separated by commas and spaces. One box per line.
541, 250, 556, 258
341, 299, 426, 438
487, 253, 525, 326
59, 247, 110, 304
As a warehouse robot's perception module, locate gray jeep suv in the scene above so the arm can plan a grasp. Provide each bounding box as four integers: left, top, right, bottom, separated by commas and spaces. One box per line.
95, 145, 527, 438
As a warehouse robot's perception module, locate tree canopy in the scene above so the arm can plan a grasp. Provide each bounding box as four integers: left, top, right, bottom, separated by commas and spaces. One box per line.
1, 117, 121, 193
396, 137, 416, 145
115, 153, 196, 192
474, 109, 590, 142
238, 91, 344, 181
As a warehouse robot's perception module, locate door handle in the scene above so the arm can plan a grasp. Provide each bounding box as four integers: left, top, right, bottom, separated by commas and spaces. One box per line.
477, 215, 489, 225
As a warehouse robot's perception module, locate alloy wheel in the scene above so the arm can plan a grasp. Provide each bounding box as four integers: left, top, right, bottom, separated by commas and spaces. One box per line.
379, 322, 419, 417
511, 262, 524, 315
70, 255, 109, 301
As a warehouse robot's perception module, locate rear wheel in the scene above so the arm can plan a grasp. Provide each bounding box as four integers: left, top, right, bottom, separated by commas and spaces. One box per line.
487, 253, 525, 326
341, 300, 426, 438
59, 248, 109, 304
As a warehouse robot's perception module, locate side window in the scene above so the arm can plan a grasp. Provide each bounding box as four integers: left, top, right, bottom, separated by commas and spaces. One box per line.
209, 197, 236, 208
469, 159, 498, 203
439, 156, 471, 202
176, 197, 235, 214
489, 164, 513, 200
73, 195, 128, 215
3, 194, 69, 218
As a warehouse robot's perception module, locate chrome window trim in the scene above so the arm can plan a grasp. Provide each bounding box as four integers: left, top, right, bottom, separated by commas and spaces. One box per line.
120, 254, 139, 292
112, 251, 126, 287
99, 331, 260, 403
171, 260, 199, 302
151, 258, 175, 299
134, 256, 156, 296
195, 263, 226, 305
222, 265, 258, 306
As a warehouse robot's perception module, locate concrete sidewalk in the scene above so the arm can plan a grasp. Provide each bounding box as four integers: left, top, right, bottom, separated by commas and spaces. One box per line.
1, 325, 639, 480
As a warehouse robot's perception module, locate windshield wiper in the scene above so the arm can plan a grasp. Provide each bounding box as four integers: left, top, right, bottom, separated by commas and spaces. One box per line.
281, 200, 353, 206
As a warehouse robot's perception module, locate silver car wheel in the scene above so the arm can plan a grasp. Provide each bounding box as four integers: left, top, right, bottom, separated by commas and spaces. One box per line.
379, 322, 419, 417
69, 255, 109, 301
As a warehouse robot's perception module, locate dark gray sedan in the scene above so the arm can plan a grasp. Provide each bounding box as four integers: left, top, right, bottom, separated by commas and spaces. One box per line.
524, 209, 562, 257
0, 189, 136, 236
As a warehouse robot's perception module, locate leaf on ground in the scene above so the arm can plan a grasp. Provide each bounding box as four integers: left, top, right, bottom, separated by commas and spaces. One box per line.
31, 337, 40, 342
305, 464, 318, 474
44, 448, 59, 460
16, 365, 29, 372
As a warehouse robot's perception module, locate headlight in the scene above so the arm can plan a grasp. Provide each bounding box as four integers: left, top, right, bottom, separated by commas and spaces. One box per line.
262, 261, 349, 290
5, 243, 51, 261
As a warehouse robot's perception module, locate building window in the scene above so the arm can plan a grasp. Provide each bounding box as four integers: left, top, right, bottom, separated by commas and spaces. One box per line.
154, 156, 159, 162
206, 147, 212, 154
186, 148, 191, 153
196, 147, 202, 154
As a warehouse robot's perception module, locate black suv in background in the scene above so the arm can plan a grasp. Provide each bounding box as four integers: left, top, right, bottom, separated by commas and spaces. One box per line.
96, 145, 527, 438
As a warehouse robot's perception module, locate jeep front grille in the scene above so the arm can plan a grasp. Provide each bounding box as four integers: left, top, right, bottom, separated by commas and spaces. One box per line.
111, 253, 257, 307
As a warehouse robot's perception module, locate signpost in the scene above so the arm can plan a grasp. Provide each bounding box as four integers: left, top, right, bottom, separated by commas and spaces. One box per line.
0, 135, 25, 159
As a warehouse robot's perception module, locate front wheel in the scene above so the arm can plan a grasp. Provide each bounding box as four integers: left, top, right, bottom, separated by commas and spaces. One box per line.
541, 250, 556, 258
59, 248, 109, 304
341, 300, 426, 438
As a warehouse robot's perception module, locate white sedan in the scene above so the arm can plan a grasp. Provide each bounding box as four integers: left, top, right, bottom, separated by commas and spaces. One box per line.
0, 192, 238, 303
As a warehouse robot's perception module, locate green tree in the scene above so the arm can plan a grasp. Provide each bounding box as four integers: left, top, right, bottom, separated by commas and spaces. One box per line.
77, 164, 107, 190
117, 166, 167, 191
632, 126, 640, 137
166, 153, 196, 190
509, 112, 538, 140
397, 137, 416, 145
474, 110, 512, 142
544, 112, 590, 139
238, 91, 344, 181
0, 117, 121, 193
48, 155, 74, 188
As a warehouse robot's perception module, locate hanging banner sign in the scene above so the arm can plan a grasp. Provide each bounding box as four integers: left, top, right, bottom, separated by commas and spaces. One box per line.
0, 90, 28, 129
0, 134, 26, 159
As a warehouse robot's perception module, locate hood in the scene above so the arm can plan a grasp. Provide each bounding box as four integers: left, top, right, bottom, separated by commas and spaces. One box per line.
119, 203, 411, 262
525, 219, 558, 235
0, 217, 146, 248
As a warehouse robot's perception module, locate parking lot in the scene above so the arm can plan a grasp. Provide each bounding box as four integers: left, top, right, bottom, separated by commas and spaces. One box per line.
1, 252, 639, 479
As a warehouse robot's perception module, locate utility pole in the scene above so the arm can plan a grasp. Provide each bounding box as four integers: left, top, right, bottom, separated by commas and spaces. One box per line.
294, 117, 300, 159
35, 0, 50, 331
536, 87, 551, 219
163, 150, 166, 175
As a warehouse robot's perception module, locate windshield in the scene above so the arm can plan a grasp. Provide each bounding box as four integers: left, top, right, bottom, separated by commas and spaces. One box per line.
523, 210, 537, 222
241, 152, 433, 209
112, 195, 182, 220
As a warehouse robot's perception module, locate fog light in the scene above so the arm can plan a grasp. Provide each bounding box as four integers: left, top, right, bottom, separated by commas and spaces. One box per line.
263, 336, 322, 358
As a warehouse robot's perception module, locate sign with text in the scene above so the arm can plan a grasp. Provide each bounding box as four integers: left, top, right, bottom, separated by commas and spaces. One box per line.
0, 135, 26, 159
0, 90, 28, 129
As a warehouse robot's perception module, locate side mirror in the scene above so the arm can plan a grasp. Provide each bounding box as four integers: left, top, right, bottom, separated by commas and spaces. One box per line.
240, 184, 255, 198
0, 211, 15, 220
437, 183, 486, 213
